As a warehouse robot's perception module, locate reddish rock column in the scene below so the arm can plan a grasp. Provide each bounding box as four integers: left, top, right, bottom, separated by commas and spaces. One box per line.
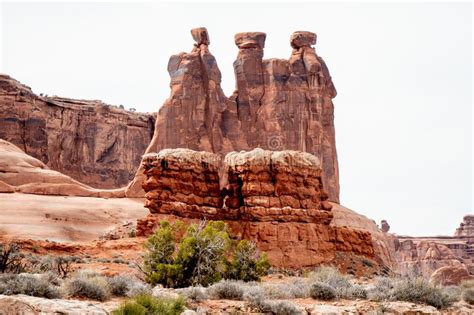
233, 32, 266, 148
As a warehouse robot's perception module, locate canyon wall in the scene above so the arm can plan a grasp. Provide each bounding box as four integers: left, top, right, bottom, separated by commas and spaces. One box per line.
0, 74, 155, 189
394, 217, 474, 284
137, 148, 376, 269
127, 28, 340, 202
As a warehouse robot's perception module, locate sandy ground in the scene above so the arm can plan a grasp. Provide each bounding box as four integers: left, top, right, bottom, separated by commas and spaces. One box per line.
0, 193, 147, 242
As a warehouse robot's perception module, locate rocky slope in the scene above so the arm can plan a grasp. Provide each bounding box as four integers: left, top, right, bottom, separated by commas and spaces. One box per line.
0, 139, 123, 197
127, 28, 339, 202
137, 148, 377, 268
0, 74, 155, 189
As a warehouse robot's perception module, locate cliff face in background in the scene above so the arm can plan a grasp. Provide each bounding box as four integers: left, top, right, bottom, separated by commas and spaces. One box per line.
127, 28, 340, 202
0, 75, 155, 189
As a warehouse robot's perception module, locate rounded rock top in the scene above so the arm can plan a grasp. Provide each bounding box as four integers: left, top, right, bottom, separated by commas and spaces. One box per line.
291, 31, 317, 48
234, 32, 266, 49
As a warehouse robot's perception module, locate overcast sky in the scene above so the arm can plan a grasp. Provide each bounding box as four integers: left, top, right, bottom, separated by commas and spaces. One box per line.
1, 2, 472, 236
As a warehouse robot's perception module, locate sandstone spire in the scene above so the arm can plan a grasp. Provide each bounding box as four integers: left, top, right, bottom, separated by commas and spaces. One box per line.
126, 29, 340, 203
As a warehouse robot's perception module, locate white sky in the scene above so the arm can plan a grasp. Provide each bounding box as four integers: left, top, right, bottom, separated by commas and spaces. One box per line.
1, 1, 472, 236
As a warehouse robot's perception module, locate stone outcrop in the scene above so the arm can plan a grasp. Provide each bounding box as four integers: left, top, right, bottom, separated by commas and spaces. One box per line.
380, 220, 390, 233
394, 215, 474, 279
430, 265, 474, 286
0, 139, 124, 198
0, 74, 155, 189
137, 148, 375, 268
455, 215, 474, 240
330, 203, 399, 270
127, 28, 339, 202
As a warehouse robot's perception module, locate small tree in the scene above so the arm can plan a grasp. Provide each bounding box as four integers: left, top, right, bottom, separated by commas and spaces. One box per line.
226, 240, 270, 282
143, 221, 269, 288
0, 243, 27, 273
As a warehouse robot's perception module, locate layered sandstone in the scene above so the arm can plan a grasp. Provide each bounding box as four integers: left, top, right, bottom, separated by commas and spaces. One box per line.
394, 214, 474, 279
455, 215, 474, 239
0, 74, 155, 189
138, 148, 374, 268
127, 28, 339, 202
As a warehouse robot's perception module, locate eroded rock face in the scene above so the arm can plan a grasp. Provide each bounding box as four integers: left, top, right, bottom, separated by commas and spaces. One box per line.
138, 148, 374, 268
455, 215, 474, 238
430, 265, 474, 286
0, 139, 124, 198
396, 240, 466, 277
127, 28, 339, 202
0, 74, 155, 189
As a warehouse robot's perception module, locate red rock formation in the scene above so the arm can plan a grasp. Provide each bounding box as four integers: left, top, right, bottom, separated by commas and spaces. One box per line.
430, 265, 474, 286
380, 220, 390, 233
0, 74, 155, 189
127, 28, 339, 202
0, 139, 124, 197
138, 148, 374, 268
455, 215, 474, 239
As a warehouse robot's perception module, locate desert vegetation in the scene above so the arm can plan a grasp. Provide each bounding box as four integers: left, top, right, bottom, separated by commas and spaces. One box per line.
0, 230, 473, 314
142, 220, 270, 288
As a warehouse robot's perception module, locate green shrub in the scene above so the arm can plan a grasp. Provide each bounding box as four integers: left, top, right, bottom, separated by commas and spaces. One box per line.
226, 240, 270, 282
113, 294, 185, 315
144, 220, 268, 288
0, 274, 62, 299
310, 281, 336, 301
463, 288, 474, 305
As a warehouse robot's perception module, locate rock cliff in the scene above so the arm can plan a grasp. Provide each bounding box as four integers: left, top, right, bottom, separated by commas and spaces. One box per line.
0, 74, 155, 189
127, 28, 339, 202
137, 148, 375, 269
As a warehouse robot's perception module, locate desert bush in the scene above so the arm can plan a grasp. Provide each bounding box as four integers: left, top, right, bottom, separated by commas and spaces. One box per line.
182, 286, 208, 301
368, 276, 395, 301
242, 285, 266, 305
226, 240, 270, 282
264, 300, 302, 315
126, 280, 152, 297
208, 280, 246, 300
310, 281, 336, 301
113, 293, 185, 315
346, 284, 367, 299
309, 266, 351, 289
0, 243, 28, 273
66, 271, 110, 301
108, 275, 136, 296
0, 273, 62, 298
460, 279, 474, 289
262, 280, 310, 299
144, 220, 268, 288
463, 288, 474, 305
391, 277, 455, 309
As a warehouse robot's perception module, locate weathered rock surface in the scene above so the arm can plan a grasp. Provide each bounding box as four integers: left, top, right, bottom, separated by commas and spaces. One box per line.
127, 28, 339, 202
430, 265, 474, 286
330, 203, 399, 270
395, 214, 474, 279
0, 139, 124, 197
0, 74, 155, 189
455, 215, 474, 239
0, 192, 147, 242
0, 294, 118, 314
138, 148, 375, 268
